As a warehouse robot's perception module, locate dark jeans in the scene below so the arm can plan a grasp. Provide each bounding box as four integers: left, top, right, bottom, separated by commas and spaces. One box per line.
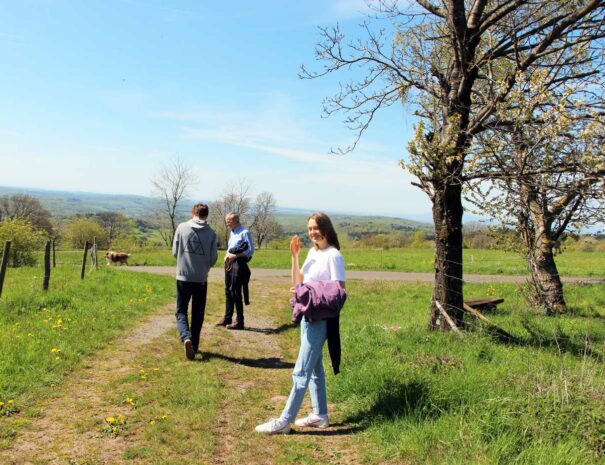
176, 280, 207, 352
224, 268, 244, 326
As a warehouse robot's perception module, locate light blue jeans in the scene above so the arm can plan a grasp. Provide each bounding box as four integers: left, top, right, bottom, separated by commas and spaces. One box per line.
280, 318, 328, 423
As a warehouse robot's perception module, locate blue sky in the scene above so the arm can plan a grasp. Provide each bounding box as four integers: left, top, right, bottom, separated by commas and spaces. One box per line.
0, 0, 432, 219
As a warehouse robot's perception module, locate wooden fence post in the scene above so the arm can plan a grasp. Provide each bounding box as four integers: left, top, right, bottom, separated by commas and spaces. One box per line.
81, 241, 90, 280
0, 240, 11, 299
92, 236, 98, 270
43, 240, 51, 291
52, 239, 56, 268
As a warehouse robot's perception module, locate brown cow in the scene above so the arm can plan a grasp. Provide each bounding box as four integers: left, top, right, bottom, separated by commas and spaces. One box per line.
104, 251, 131, 266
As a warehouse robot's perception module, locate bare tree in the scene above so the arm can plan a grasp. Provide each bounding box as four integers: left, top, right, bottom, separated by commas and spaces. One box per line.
151, 156, 197, 247
302, 0, 605, 330
209, 179, 252, 248
250, 192, 284, 248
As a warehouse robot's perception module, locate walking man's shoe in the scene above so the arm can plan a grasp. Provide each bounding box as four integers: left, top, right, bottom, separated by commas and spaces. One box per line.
184, 339, 195, 360
215, 318, 230, 327
226, 322, 244, 330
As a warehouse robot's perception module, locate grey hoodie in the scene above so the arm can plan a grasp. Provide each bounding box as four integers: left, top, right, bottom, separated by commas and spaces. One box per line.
172, 219, 218, 283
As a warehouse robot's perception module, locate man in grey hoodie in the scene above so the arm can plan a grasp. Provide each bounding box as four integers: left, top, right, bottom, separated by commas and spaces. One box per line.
172, 203, 218, 360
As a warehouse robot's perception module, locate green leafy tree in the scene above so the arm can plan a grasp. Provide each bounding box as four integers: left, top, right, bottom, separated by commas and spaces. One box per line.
64, 218, 108, 249
0, 194, 53, 236
0, 218, 45, 267
303, 0, 605, 330
466, 62, 605, 314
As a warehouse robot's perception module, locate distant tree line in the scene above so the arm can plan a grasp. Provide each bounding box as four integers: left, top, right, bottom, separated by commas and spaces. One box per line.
1, 190, 604, 271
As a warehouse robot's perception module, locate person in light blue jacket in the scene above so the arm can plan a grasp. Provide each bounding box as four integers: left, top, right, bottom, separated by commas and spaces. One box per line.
216, 211, 254, 330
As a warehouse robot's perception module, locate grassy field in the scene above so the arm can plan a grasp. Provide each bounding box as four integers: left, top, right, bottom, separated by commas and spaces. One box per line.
1, 264, 604, 463
42, 246, 605, 277
333, 280, 605, 464
0, 267, 175, 411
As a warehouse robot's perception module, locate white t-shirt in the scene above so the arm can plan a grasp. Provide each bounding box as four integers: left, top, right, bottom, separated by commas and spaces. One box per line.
301, 246, 345, 284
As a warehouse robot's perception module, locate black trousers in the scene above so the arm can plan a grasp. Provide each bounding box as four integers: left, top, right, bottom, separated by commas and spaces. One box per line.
223, 260, 250, 325
175, 280, 207, 352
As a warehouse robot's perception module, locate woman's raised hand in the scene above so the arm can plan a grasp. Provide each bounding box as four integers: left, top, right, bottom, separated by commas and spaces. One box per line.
290, 235, 301, 257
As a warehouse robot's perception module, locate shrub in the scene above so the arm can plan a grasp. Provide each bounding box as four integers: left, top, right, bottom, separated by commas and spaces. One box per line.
0, 218, 45, 267
64, 218, 108, 249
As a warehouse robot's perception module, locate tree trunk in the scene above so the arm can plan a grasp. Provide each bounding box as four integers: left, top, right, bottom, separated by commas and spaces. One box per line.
520, 183, 567, 315
528, 239, 566, 315
429, 182, 465, 330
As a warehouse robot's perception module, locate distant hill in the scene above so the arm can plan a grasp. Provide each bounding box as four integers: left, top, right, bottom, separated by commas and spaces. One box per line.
0, 185, 163, 217
277, 213, 434, 237
0, 185, 434, 235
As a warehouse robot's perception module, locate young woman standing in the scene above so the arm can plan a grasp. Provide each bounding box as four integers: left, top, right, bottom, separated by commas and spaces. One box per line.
255, 212, 345, 434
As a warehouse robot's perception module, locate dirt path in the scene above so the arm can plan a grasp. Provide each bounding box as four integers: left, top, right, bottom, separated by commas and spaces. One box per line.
126, 266, 605, 284
0, 307, 177, 465
0, 276, 364, 465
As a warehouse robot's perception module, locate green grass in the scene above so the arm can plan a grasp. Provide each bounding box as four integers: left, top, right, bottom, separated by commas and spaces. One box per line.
332, 280, 605, 464
0, 266, 174, 405
33, 246, 605, 277
112, 336, 221, 463
1, 262, 604, 463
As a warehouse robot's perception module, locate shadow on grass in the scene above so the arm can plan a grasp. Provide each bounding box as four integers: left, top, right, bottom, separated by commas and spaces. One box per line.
345, 379, 439, 428
480, 319, 604, 361
201, 351, 295, 369
293, 422, 365, 436
245, 323, 298, 335
517, 320, 604, 361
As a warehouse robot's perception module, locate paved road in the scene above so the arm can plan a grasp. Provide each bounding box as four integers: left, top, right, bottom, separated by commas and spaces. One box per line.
125, 266, 605, 284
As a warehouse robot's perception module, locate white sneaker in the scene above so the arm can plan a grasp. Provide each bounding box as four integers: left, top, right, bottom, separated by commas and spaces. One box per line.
255, 418, 291, 434
294, 413, 329, 428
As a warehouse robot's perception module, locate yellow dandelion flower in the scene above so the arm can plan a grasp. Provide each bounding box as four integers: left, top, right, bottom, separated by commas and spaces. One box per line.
161, 415, 168, 420
0, 401, 4, 408
7, 400, 13, 405
149, 419, 156, 425
50, 348, 61, 353
106, 417, 116, 424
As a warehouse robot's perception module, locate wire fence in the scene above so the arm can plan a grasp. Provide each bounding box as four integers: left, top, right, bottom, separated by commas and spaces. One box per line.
2, 242, 603, 347
0, 239, 100, 297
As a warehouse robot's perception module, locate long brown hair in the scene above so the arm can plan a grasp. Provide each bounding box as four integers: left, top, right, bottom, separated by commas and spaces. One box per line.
309, 212, 340, 250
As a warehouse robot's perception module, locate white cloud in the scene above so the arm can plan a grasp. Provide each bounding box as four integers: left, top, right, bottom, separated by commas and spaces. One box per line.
152, 96, 431, 216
